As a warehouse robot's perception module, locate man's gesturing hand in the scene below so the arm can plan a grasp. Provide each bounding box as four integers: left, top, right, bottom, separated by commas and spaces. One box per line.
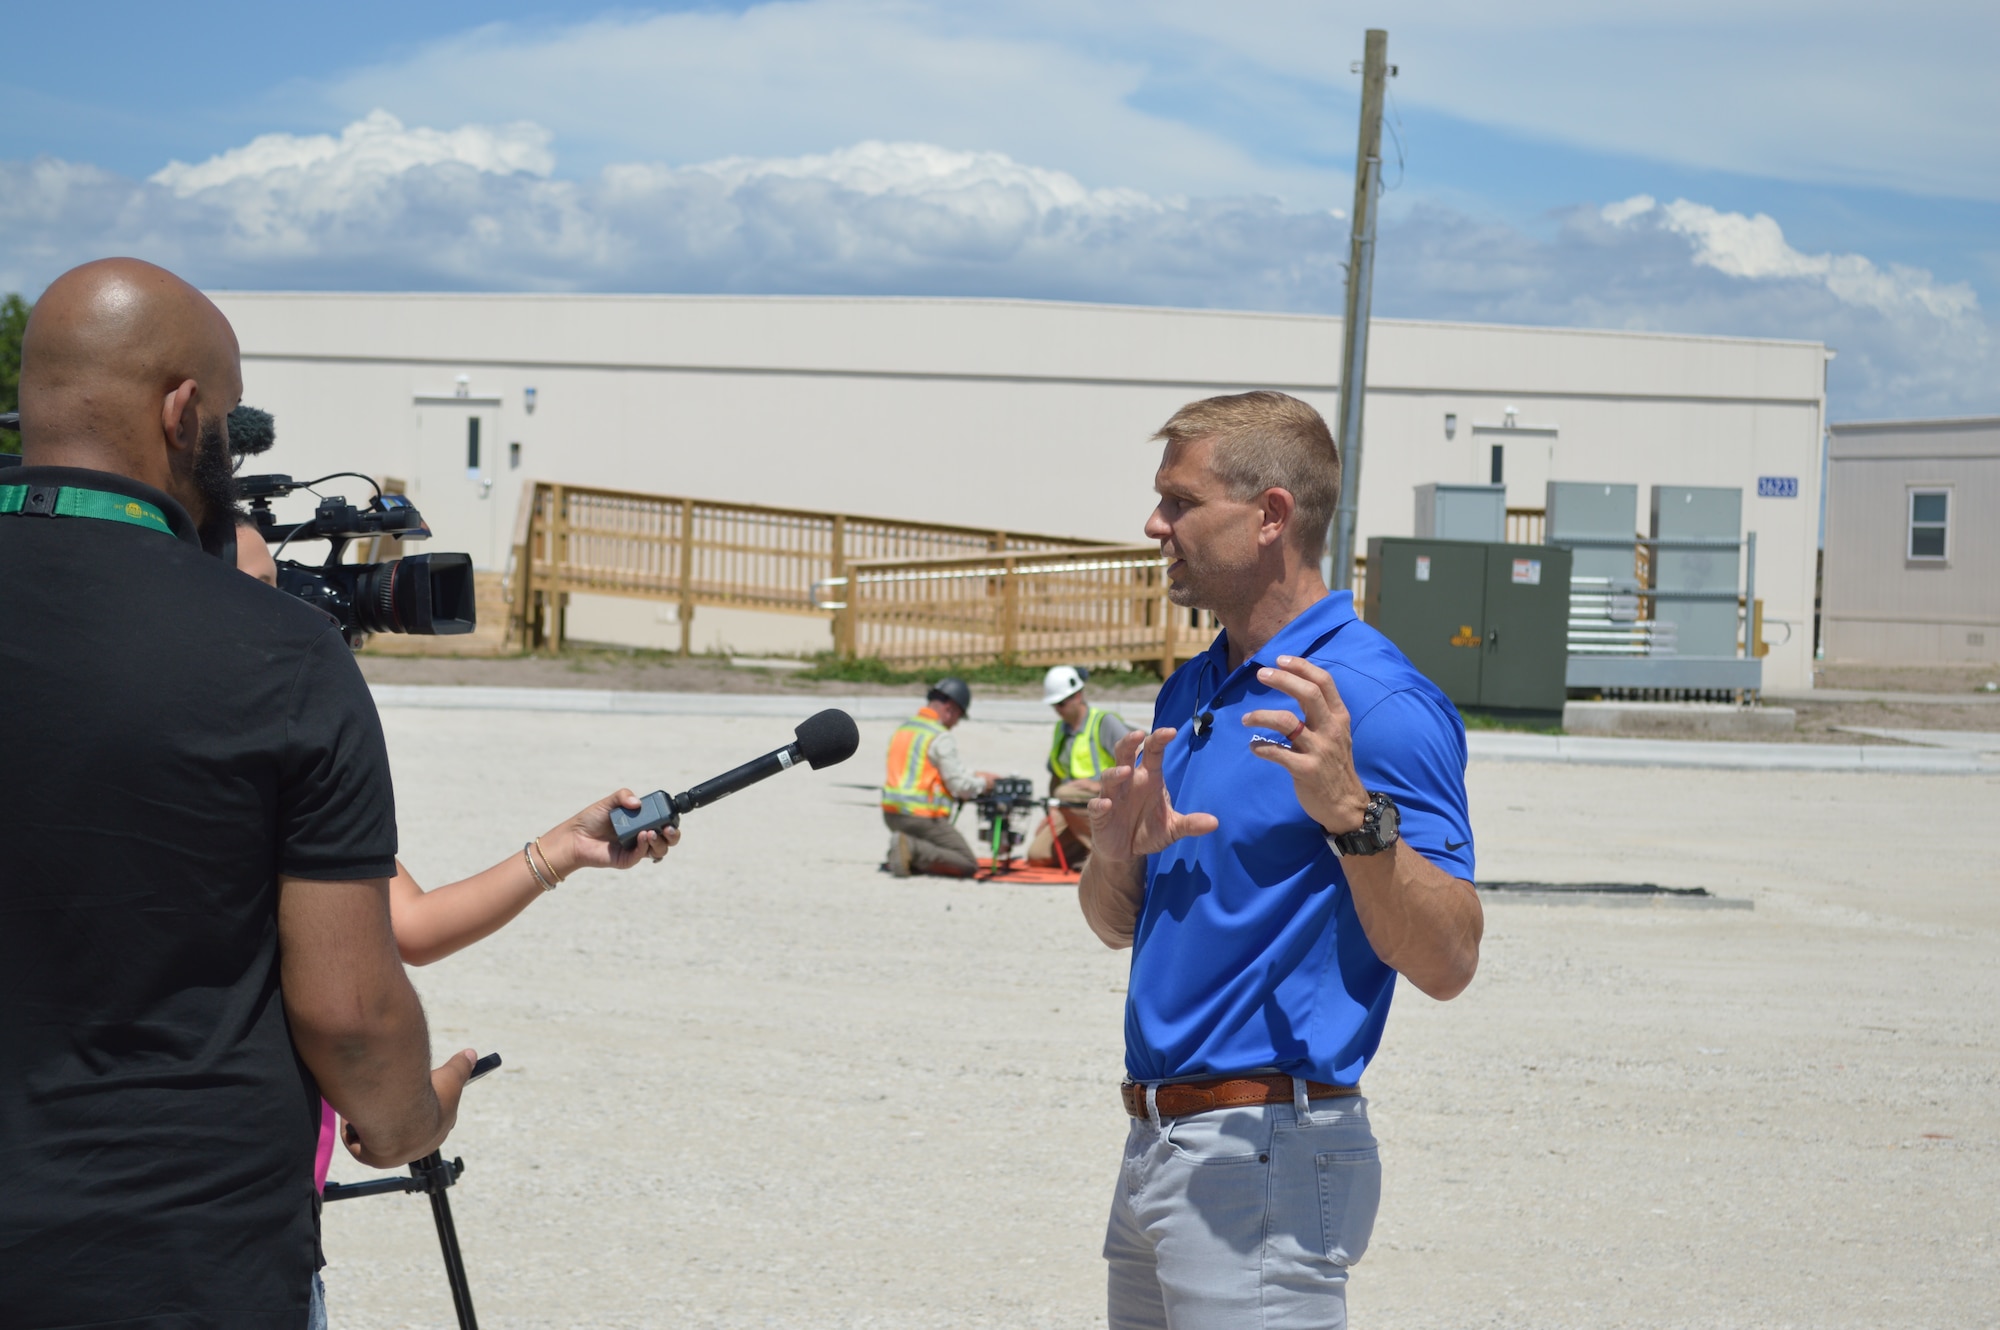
1087, 727, 1219, 864
341, 1047, 478, 1168
1242, 656, 1371, 834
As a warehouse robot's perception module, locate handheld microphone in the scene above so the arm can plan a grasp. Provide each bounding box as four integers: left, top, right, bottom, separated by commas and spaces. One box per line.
609, 708, 862, 849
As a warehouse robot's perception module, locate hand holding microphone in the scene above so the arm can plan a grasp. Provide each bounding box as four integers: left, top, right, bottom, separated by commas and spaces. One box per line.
545, 789, 681, 872
610, 708, 862, 849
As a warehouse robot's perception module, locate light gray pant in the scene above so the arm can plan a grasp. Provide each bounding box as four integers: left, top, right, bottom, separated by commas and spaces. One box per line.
1104, 1085, 1381, 1330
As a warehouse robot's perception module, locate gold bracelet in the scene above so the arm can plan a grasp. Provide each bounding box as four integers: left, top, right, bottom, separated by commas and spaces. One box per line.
531, 836, 566, 886
523, 841, 558, 892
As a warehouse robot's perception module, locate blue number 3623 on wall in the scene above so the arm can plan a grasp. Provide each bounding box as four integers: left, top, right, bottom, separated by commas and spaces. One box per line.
1757, 476, 1799, 498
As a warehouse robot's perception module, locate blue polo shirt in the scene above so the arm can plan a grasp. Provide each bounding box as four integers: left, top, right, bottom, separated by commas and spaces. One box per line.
1128, 590, 1475, 1086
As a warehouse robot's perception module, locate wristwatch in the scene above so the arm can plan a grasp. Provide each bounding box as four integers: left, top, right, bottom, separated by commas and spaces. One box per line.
1324, 791, 1400, 858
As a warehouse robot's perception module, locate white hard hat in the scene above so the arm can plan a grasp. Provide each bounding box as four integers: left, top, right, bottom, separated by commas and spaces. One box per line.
1041, 665, 1087, 706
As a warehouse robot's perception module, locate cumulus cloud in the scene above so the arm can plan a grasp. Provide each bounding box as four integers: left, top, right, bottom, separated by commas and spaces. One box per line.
151, 111, 555, 196
0, 112, 1991, 419
1375, 195, 1994, 417
1604, 194, 1979, 323
0, 115, 1348, 306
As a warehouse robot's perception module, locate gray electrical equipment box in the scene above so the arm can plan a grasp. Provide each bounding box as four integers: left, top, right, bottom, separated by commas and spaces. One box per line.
1364, 537, 1573, 712
1546, 481, 1640, 586
1651, 486, 1741, 658
1413, 484, 1506, 543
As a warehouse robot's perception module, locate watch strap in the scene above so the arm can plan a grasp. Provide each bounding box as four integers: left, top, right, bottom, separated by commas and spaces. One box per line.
1326, 790, 1399, 857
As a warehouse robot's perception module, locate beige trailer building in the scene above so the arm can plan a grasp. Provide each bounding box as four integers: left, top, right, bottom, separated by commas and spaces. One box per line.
213, 292, 1828, 690
1823, 416, 2000, 666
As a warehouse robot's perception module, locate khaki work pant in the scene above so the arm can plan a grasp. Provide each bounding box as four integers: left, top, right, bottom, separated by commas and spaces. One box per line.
883, 811, 979, 877
1027, 778, 1101, 868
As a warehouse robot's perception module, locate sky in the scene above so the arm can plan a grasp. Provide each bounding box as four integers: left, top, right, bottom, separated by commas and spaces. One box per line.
3, 0, 1995, 422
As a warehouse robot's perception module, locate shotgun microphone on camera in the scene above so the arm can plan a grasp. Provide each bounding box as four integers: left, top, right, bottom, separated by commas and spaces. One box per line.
609, 708, 862, 849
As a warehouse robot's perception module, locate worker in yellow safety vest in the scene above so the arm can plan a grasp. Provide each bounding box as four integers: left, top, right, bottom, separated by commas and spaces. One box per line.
881, 677, 997, 878
1027, 665, 1133, 869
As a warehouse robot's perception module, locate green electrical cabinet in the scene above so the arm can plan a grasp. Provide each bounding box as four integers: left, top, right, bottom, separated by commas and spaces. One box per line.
1363, 537, 1572, 713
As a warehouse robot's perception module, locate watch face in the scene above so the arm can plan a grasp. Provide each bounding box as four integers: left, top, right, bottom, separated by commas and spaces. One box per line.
1375, 795, 1400, 840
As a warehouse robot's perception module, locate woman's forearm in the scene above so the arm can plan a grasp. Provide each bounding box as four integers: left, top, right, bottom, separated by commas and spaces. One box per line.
387, 791, 668, 967
388, 851, 548, 966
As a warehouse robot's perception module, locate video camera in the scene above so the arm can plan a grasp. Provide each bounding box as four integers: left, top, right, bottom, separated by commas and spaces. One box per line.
228, 405, 475, 647
239, 473, 475, 647
2, 407, 476, 647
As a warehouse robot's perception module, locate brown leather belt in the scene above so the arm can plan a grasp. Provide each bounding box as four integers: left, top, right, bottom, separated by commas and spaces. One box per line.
1122, 1075, 1360, 1120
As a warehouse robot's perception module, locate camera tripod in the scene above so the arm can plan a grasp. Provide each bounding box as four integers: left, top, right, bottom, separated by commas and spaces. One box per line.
322, 1150, 479, 1329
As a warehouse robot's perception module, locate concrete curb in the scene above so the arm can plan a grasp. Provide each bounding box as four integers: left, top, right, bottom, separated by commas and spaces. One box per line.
1767, 688, 2000, 706
1466, 730, 2000, 775
368, 685, 2000, 773
367, 684, 1063, 725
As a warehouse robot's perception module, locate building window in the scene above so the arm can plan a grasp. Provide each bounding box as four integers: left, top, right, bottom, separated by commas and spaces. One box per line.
466, 418, 481, 473
1908, 489, 1948, 561
1489, 444, 1504, 485
509, 441, 522, 470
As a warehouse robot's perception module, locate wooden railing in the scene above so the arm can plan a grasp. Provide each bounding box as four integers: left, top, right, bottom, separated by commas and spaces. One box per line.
506, 482, 1111, 652
1506, 506, 1546, 545
825, 545, 1221, 675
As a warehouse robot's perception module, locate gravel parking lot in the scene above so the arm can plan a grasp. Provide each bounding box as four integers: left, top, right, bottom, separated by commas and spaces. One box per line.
320, 701, 2000, 1330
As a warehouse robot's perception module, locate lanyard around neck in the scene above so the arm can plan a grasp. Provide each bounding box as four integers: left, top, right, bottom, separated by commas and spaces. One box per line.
0, 482, 175, 537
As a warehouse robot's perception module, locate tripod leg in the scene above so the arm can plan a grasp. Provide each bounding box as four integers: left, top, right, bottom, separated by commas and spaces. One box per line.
417, 1152, 479, 1330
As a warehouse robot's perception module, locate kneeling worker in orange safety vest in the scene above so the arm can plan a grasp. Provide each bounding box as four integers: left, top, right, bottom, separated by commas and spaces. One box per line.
881, 677, 997, 877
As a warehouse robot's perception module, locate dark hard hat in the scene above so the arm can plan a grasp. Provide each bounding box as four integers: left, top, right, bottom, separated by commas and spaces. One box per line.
928, 677, 973, 713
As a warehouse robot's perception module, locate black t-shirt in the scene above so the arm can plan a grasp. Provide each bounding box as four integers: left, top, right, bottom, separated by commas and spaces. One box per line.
0, 466, 398, 1328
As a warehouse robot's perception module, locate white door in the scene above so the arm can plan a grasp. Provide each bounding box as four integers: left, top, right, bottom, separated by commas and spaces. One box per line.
412, 408, 499, 569
1490, 435, 1554, 510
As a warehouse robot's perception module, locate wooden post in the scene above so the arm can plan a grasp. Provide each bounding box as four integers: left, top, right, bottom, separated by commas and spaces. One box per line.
1000, 554, 1018, 666
1159, 562, 1175, 678
830, 513, 847, 659
677, 497, 696, 656
546, 485, 569, 654
1329, 28, 1391, 590
509, 482, 541, 652
841, 565, 861, 661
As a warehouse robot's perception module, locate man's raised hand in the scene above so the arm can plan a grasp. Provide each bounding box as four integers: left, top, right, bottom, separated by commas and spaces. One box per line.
1241, 656, 1371, 835
1088, 727, 1219, 864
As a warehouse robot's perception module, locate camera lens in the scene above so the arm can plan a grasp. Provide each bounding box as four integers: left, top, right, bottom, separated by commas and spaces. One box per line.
351, 554, 477, 636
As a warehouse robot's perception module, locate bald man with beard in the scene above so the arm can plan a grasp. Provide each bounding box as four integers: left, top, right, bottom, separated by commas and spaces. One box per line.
0, 259, 476, 1330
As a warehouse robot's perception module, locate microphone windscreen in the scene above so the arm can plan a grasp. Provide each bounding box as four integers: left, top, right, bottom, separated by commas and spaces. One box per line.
228, 404, 277, 457
794, 708, 861, 769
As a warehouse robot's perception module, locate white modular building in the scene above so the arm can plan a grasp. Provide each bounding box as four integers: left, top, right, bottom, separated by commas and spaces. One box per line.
213, 292, 1829, 690
1823, 416, 2000, 666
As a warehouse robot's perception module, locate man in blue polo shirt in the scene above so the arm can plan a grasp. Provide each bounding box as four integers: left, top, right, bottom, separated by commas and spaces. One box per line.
1079, 390, 1483, 1329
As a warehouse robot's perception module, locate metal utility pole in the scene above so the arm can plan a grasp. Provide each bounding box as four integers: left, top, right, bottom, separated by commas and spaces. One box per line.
1329, 29, 1390, 592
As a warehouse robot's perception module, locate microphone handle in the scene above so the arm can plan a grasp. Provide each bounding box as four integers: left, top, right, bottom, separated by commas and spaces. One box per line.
610, 741, 807, 849
678, 740, 804, 812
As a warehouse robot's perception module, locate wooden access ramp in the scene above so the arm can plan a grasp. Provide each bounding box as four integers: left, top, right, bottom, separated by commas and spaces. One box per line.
505, 481, 1120, 657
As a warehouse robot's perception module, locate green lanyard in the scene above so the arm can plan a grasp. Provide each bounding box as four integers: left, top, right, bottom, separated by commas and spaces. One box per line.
0, 483, 175, 537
